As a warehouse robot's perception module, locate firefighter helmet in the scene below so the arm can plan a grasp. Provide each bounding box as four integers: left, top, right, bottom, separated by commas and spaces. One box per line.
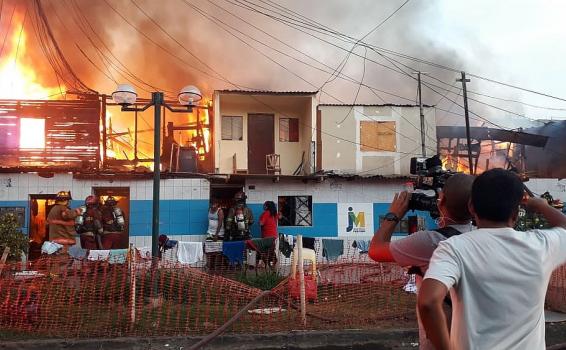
105, 196, 118, 206
85, 195, 98, 206
234, 191, 247, 202
55, 191, 72, 201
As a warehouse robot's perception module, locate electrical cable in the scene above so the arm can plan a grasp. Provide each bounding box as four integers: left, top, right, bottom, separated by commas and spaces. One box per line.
100, 0, 242, 87
319, 0, 412, 92
181, 0, 437, 154
235, 0, 566, 106
256, 0, 566, 103
69, 1, 176, 97
0, 4, 15, 60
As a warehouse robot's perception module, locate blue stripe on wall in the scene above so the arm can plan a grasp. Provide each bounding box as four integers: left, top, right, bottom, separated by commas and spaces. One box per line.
129, 199, 209, 236
248, 203, 338, 238
0, 200, 29, 235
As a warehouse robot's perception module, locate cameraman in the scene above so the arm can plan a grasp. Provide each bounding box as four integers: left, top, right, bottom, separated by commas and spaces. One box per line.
368, 173, 475, 350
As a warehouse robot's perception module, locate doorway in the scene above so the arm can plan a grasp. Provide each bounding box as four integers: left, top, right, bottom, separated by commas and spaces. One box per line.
93, 187, 130, 249
28, 194, 57, 260
247, 114, 274, 174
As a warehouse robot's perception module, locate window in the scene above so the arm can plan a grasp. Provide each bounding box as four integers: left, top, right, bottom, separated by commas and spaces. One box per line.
19, 118, 45, 148
279, 118, 299, 142
360, 121, 396, 152
278, 196, 312, 227
221, 116, 243, 140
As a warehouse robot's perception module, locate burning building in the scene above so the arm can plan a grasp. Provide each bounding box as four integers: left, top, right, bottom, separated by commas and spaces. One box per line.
0, 0, 564, 259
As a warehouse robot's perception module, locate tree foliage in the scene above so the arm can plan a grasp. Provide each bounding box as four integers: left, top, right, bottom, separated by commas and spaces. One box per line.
0, 213, 28, 261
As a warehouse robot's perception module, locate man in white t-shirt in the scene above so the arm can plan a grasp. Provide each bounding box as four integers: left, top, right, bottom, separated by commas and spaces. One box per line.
368, 173, 475, 350
418, 168, 566, 350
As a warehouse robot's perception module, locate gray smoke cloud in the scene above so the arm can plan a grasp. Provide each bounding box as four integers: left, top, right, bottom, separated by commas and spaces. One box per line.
15, 0, 563, 131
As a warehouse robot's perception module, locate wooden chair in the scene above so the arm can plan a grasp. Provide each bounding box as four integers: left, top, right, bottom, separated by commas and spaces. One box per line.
266, 154, 281, 174
232, 153, 248, 174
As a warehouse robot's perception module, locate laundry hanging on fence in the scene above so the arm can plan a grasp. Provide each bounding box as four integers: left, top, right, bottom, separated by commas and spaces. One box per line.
41, 241, 63, 255
177, 241, 204, 265
87, 250, 111, 261
302, 237, 315, 250
278, 234, 293, 258
136, 247, 152, 259
246, 237, 275, 253
68, 245, 87, 259
222, 240, 246, 266
109, 249, 129, 264
322, 239, 344, 262
353, 240, 370, 254
204, 241, 223, 253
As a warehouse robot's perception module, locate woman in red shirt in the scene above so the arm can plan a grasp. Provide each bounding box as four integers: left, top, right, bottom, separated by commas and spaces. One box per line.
259, 201, 278, 238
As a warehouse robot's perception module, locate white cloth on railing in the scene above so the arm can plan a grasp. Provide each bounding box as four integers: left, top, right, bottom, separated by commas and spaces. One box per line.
137, 246, 152, 259
176, 241, 204, 264
88, 250, 111, 261
41, 241, 63, 255
204, 241, 223, 253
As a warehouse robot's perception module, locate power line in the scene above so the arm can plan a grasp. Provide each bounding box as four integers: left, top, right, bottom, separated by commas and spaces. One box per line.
100, 0, 242, 88
181, 0, 438, 154
68, 0, 174, 95
0, 4, 15, 59
319, 0, 412, 92
222, 0, 541, 127
236, 0, 566, 105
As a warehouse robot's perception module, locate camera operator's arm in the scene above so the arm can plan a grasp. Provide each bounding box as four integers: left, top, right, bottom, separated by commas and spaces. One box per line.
369, 191, 410, 262
527, 197, 566, 229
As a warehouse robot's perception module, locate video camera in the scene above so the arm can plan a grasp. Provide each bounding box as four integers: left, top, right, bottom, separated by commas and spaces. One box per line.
408, 155, 456, 219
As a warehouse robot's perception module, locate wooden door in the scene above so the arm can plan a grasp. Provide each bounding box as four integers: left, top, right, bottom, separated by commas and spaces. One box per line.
247, 114, 274, 174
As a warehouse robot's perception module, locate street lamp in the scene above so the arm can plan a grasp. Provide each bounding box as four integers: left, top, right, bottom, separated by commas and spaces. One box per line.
112, 84, 202, 258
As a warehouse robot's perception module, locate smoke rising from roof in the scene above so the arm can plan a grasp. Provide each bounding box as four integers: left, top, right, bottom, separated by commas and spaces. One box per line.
7, 0, 566, 131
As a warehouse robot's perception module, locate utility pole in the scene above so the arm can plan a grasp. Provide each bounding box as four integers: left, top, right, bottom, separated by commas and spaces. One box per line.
413, 71, 427, 157
456, 71, 474, 175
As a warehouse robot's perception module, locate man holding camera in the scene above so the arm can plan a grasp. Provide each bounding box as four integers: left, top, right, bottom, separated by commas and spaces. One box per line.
369, 173, 475, 350
418, 169, 566, 350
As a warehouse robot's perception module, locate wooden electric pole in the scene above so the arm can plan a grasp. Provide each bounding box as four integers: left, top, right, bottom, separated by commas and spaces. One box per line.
457, 71, 474, 175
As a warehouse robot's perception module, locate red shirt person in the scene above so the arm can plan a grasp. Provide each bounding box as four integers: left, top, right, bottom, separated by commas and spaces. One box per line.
259, 201, 278, 238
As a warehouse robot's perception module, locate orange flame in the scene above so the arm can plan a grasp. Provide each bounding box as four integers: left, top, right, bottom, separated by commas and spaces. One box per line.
0, 14, 63, 100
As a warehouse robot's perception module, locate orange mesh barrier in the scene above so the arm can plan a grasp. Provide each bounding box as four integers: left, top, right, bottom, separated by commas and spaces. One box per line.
0, 238, 563, 339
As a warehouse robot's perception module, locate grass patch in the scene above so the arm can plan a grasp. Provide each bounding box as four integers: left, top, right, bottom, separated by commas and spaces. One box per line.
235, 271, 284, 290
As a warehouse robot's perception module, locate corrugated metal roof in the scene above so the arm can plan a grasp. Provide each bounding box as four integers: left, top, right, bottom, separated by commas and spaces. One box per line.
318, 103, 434, 108
215, 90, 318, 96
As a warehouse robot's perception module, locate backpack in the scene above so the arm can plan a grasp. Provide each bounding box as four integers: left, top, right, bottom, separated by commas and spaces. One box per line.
407, 226, 462, 277
407, 226, 462, 307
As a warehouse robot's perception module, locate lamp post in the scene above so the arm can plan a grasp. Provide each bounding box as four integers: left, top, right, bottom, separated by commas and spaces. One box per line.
111, 84, 203, 258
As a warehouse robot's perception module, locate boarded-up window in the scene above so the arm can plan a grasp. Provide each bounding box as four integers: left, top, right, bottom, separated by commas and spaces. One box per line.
279, 118, 299, 142
221, 116, 243, 140
360, 121, 396, 152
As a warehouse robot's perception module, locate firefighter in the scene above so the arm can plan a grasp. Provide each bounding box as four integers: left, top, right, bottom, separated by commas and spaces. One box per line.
76, 195, 103, 250
100, 196, 126, 249
47, 191, 80, 254
225, 191, 253, 241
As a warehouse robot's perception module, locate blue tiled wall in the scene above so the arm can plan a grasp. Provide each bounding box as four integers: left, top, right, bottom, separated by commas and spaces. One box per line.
1, 198, 437, 239
129, 199, 209, 236
248, 203, 338, 238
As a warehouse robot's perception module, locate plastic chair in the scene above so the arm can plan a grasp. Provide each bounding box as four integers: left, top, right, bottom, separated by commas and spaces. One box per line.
266, 154, 281, 174
290, 246, 317, 279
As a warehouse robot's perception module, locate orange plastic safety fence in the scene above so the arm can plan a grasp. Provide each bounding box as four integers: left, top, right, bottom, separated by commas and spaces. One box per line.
1, 238, 564, 340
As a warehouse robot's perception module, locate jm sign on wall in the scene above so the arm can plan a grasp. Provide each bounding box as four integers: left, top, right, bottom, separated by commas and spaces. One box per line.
338, 203, 374, 236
